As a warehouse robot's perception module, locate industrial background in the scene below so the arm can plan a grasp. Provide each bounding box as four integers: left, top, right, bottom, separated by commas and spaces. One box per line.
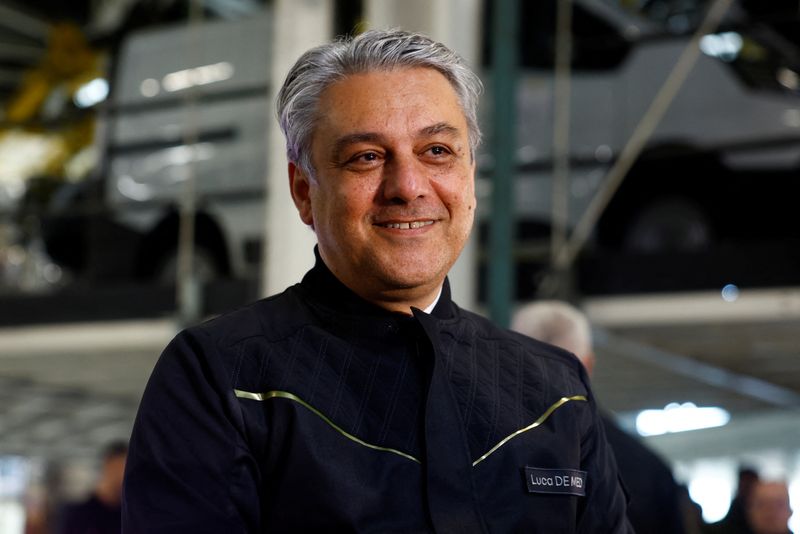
0, 0, 799, 531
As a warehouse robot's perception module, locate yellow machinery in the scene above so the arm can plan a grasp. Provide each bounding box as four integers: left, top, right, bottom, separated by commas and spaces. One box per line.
1, 22, 104, 191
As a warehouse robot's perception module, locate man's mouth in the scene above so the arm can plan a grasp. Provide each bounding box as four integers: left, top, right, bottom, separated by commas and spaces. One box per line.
377, 220, 435, 230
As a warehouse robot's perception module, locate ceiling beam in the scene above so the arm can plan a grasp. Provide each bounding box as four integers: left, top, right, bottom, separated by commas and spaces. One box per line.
0, 4, 49, 42
584, 286, 800, 327
0, 42, 44, 63
596, 329, 800, 408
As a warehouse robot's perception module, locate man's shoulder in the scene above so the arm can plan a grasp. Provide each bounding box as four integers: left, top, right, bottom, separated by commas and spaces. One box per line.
187, 284, 309, 349
450, 306, 586, 374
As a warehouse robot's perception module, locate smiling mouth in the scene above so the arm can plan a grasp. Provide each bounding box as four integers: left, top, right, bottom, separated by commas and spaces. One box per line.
377, 220, 435, 230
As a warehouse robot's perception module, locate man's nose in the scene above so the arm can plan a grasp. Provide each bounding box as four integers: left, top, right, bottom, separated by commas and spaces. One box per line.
382, 154, 430, 203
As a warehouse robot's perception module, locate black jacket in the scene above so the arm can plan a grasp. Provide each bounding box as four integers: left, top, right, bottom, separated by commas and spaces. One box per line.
123, 256, 631, 533
603, 414, 685, 534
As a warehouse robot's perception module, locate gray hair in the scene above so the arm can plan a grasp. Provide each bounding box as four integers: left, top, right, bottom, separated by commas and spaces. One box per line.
512, 301, 593, 362
276, 29, 483, 177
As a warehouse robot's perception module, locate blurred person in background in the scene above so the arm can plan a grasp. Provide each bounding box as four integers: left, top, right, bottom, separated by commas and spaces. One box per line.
55, 441, 126, 534
513, 300, 689, 534
745, 480, 793, 534
706, 466, 760, 533
122, 29, 632, 532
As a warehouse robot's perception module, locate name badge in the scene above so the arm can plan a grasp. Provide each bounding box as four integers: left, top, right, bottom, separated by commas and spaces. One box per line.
523, 467, 587, 496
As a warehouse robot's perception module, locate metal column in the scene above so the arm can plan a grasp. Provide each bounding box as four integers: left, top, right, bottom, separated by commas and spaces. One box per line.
488, 0, 518, 326
261, 0, 333, 297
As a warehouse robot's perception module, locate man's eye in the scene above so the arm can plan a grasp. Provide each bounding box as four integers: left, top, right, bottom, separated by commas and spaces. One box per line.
350, 152, 380, 163
428, 145, 450, 156
343, 151, 382, 170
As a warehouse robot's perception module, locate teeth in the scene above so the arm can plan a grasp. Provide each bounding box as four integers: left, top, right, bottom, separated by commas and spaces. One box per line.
382, 220, 434, 229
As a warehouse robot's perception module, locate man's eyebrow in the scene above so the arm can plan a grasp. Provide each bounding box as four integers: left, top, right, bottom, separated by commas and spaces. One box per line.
330, 132, 384, 156
419, 122, 460, 138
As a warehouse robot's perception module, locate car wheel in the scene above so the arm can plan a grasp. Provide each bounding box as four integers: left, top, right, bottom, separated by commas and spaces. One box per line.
155, 246, 222, 285
623, 197, 713, 253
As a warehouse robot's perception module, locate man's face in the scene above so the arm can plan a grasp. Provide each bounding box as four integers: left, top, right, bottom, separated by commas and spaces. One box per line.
103, 453, 127, 504
747, 482, 793, 534
290, 67, 476, 308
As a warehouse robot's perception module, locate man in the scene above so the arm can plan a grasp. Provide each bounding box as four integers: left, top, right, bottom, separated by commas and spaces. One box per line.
123, 29, 631, 532
57, 441, 127, 534
745, 480, 793, 534
513, 300, 687, 534
706, 467, 760, 534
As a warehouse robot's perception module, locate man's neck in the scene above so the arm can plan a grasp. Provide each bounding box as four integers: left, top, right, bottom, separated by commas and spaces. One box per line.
358, 284, 444, 315
422, 286, 443, 314
310, 249, 447, 315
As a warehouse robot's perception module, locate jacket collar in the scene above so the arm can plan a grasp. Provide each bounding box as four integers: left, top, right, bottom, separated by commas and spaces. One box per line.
299, 247, 455, 321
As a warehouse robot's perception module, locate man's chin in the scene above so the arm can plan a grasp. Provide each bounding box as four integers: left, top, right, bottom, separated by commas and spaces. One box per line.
374, 266, 447, 294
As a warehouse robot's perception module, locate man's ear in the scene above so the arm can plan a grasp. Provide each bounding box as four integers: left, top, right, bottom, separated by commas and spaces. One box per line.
469, 157, 478, 208
582, 350, 596, 378
289, 162, 314, 226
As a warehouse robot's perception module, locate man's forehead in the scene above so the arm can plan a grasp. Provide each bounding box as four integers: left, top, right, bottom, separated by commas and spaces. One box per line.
312, 68, 468, 152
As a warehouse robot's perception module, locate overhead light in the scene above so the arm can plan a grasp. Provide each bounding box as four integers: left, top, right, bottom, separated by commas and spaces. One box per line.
73, 77, 109, 108
162, 61, 234, 93
721, 283, 739, 302
117, 175, 153, 201
140, 78, 160, 98
777, 68, 800, 91
700, 32, 743, 62
783, 109, 800, 128
635, 402, 731, 436
594, 144, 613, 163
689, 473, 734, 523
0, 456, 30, 498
